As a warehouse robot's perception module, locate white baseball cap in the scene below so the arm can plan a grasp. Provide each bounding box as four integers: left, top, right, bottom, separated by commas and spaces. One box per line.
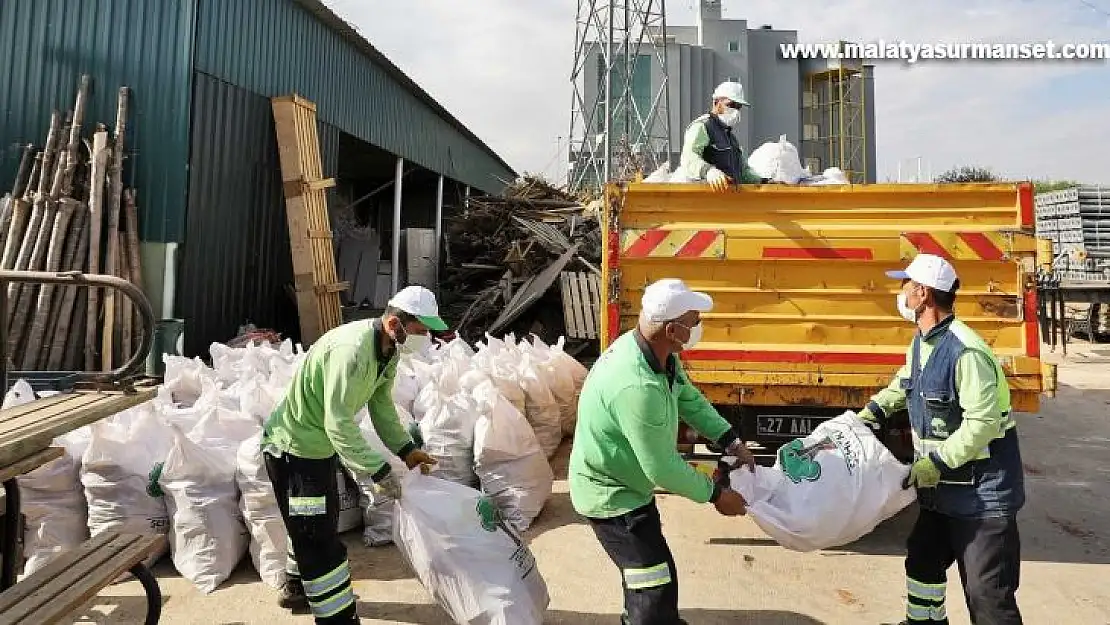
641, 278, 713, 323
886, 254, 958, 291
387, 286, 448, 331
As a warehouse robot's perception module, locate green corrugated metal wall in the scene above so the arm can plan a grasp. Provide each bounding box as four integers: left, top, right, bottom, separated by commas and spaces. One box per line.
178, 72, 341, 355
193, 0, 514, 195
0, 0, 196, 243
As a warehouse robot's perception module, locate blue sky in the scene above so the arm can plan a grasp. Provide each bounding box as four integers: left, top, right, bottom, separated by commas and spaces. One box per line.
324, 0, 1110, 184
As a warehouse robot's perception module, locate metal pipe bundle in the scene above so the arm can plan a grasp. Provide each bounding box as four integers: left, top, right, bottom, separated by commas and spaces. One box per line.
1035, 185, 1110, 282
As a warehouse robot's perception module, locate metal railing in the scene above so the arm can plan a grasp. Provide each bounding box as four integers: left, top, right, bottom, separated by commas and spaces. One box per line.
0, 270, 155, 394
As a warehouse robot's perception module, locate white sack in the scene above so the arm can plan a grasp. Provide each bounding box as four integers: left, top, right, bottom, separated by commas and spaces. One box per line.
81, 409, 172, 567
474, 339, 527, 417
231, 376, 286, 423
643, 162, 672, 183
727, 411, 916, 552
160, 425, 249, 594
473, 383, 553, 533
162, 355, 216, 407
236, 433, 288, 589
526, 336, 588, 437
394, 472, 549, 625
392, 360, 421, 415
187, 406, 262, 465
747, 134, 808, 184
805, 167, 850, 186
2, 378, 35, 408
19, 427, 91, 578
518, 355, 563, 459
348, 409, 410, 547
336, 470, 363, 534
420, 391, 480, 488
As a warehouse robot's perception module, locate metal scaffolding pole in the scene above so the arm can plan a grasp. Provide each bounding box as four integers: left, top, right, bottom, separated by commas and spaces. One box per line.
434, 174, 444, 294
391, 156, 404, 294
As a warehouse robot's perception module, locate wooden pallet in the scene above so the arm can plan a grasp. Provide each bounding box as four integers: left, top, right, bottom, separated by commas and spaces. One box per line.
0, 384, 157, 467
271, 94, 347, 345
560, 271, 601, 340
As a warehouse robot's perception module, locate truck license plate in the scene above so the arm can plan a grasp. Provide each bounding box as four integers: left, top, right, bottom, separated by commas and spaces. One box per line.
757, 415, 819, 437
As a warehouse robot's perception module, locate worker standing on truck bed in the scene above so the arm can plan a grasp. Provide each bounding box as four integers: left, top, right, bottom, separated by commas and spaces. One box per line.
859, 254, 1025, 625
678, 81, 770, 191
569, 278, 755, 625
261, 286, 442, 624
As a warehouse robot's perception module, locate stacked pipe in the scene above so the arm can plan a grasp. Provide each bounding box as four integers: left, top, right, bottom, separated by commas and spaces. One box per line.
1, 75, 145, 372
1034, 185, 1110, 282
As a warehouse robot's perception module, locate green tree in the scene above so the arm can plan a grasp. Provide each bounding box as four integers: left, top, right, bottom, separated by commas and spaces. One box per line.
934, 166, 999, 183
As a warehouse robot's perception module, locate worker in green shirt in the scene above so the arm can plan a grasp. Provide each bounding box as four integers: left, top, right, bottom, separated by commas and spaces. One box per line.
569, 278, 753, 625
262, 286, 443, 624
678, 81, 769, 190
858, 254, 1024, 625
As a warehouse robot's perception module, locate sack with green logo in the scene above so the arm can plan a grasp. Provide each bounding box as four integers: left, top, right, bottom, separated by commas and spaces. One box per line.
81, 407, 173, 568
394, 471, 550, 624
727, 411, 915, 552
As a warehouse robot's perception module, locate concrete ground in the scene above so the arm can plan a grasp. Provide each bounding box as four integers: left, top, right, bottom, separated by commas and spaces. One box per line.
76, 344, 1110, 624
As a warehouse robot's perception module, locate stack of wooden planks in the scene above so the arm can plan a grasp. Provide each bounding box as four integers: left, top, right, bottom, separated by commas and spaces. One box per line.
271, 94, 346, 345
0, 75, 145, 372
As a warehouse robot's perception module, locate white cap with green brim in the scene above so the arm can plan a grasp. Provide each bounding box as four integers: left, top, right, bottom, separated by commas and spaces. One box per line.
387, 286, 448, 331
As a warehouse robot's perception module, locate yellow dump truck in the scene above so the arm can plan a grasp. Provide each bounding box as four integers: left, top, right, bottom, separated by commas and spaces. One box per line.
600, 182, 1057, 462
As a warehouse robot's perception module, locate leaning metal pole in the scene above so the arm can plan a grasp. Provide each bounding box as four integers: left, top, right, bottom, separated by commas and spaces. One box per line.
569, 0, 671, 194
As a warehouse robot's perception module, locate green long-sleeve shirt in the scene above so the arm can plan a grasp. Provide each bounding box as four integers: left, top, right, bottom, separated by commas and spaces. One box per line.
262, 319, 416, 480
864, 317, 1014, 470
677, 115, 763, 183
569, 330, 739, 519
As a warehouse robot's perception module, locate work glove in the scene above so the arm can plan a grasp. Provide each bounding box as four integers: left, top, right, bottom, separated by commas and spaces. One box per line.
707, 167, 731, 191
403, 449, 438, 474
857, 407, 881, 430
375, 471, 404, 500
904, 456, 941, 489
724, 438, 757, 473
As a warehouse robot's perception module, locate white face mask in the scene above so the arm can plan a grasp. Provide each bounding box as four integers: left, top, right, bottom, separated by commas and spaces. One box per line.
400, 332, 431, 355
719, 107, 742, 128
680, 322, 704, 351
896, 292, 923, 324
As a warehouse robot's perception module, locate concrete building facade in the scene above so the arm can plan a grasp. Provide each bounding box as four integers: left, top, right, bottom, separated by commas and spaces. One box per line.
573, 0, 876, 186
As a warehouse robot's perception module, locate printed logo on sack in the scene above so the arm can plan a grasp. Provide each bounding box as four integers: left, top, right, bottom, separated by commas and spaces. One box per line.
146, 462, 165, 498
476, 496, 502, 532
778, 426, 864, 484
778, 437, 836, 484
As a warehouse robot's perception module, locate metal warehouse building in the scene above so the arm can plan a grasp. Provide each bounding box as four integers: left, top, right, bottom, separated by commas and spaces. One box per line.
0, 0, 516, 356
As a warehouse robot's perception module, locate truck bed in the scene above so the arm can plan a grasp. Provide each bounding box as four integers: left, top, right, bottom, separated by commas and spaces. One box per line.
601, 182, 1052, 454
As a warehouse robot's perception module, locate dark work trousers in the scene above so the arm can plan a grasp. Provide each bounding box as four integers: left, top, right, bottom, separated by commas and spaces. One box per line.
904, 508, 1023, 625
588, 500, 687, 625
264, 451, 359, 624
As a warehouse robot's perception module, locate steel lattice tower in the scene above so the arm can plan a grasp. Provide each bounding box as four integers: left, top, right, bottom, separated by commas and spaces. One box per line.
568, 0, 671, 194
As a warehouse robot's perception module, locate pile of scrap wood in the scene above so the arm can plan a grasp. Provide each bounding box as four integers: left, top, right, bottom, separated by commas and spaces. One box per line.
0, 75, 145, 372
441, 176, 602, 345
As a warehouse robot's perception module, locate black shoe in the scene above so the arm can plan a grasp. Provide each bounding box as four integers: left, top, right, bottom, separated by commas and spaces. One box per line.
278, 578, 309, 610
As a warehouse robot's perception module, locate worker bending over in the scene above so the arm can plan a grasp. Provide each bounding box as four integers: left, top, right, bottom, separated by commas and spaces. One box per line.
261, 286, 442, 624
860, 254, 1025, 625
570, 278, 754, 625
678, 81, 768, 190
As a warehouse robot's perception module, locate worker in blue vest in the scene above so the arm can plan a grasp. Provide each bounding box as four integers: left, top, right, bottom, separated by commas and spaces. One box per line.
677, 81, 769, 190
859, 253, 1024, 625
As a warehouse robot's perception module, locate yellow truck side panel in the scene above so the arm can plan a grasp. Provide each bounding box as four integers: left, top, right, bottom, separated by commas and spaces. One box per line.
601, 182, 1050, 415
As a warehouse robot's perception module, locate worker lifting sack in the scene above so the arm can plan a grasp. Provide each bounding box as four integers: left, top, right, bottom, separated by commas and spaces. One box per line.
725, 411, 917, 552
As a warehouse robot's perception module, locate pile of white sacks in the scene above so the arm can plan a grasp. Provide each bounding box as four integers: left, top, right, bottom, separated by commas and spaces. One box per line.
3, 331, 587, 596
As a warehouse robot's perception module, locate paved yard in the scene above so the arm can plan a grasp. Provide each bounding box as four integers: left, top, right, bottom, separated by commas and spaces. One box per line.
75, 347, 1110, 624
